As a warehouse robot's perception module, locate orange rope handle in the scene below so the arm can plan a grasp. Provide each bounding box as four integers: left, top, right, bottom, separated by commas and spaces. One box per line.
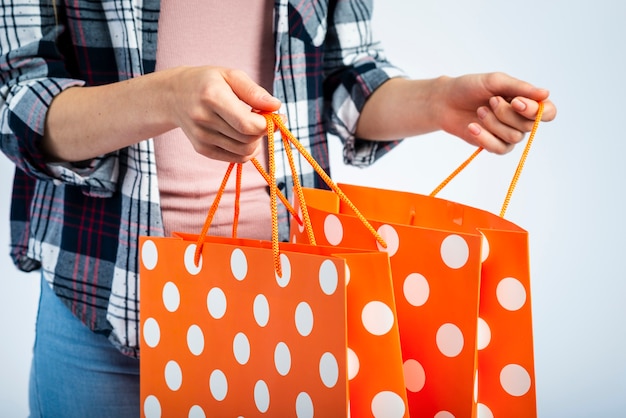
194, 162, 236, 266
281, 134, 317, 246
429, 147, 484, 197
500, 101, 544, 217
268, 113, 387, 249
262, 114, 282, 277
430, 101, 545, 218
232, 163, 243, 237
193, 110, 396, 274
250, 158, 303, 226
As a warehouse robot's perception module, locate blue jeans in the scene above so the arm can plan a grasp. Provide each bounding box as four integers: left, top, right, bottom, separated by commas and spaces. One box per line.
29, 277, 140, 418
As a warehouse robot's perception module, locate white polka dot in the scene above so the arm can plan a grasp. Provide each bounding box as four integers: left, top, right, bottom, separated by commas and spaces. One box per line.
162, 282, 180, 312
376, 224, 400, 257
143, 395, 161, 418
345, 263, 351, 286
274, 342, 291, 376
254, 380, 270, 413
347, 348, 360, 380
276, 253, 291, 287
496, 277, 527, 311
361, 301, 394, 336
233, 333, 251, 365
165, 360, 182, 391
371, 391, 406, 418
187, 325, 204, 356
230, 248, 248, 281
207, 287, 227, 319
143, 317, 160, 348
436, 323, 464, 357
254, 294, 270, 327
403, 273, 429, 307
296, 392, 314, 418
477, 317, 491, 350
319, 352, 339, 388
141, 240, 158, 271
319, 259, 339, 295
324, 214, 343, 246
403, 359, 425, 393
184, 244, 202, 275
480, 233, 490, 262
440, 234, 470, 269
188, 405, 206, 418
477, 403, 494, 418
295, 302, 314, 336
500, 364, 532, 396
209, 369, 228, 401
434, 412, 455, 418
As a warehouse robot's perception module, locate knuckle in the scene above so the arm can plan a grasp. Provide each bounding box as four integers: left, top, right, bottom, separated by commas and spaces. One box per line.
504, 130, 525, 145
479, 136, 513, 155
490, 144, 512, 155
240, 139, 261, 157
188, 107, 207, 124
189, 137, 209, 155
236, 116, 265, 136
200, 86, 221, 107
223, 68, 246, 80
484, 72, 505, 90
231, 119, 251, 136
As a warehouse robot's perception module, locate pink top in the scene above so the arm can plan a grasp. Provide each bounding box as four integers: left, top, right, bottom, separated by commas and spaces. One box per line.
154, 0, 275, 238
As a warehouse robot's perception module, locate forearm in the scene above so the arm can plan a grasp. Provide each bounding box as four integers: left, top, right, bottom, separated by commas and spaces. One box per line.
356, 72, 556, 154
355, 76, 447, 140
42, 69, 178, 162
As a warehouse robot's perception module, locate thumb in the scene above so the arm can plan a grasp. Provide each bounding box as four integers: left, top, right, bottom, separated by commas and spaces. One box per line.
486, 73, 550, 102
225, 69, 282, 112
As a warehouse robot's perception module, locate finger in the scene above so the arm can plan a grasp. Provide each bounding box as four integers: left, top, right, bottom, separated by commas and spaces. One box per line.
488, 96, 535, 136
467, 122, 515, 155
511, 97, 557, 122
223, 69, 282, 112
199, 146, 260, 163
191, 132, 264, 163
208, 92, 271, 139
192, 111, 267, 146
478, 100, 527, 145
197, 70, 278, 138
483, 72, 550, 103
182, 117, 266, 161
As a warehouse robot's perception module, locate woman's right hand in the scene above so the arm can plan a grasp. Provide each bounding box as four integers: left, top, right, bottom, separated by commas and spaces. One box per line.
167, 66, 281, 163
42, 66, 281, 163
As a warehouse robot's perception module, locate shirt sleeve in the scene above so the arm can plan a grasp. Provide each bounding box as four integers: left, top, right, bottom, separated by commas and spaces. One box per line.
0, 2, 118, 198
322, 0, 407, 167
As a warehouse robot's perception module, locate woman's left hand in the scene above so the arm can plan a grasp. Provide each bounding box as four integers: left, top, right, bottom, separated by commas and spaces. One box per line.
437, 72, 557, 154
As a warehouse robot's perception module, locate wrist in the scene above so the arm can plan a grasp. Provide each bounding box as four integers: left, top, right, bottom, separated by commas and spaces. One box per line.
427, 75, 453, 132
140, 68, 185, 134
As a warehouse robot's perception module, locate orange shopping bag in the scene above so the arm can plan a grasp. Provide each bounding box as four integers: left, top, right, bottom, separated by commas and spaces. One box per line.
138, 114, 409, 417
290, 106, 545, 418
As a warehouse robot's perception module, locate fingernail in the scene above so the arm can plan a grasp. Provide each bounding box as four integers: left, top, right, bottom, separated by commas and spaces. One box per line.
489, 96, 499, 109
468, 123, 481, 136
511, 98, 526, 111
477, 107, 488, 120
262, 94, 279, 103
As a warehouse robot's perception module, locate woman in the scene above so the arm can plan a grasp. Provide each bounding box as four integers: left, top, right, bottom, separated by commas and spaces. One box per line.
0, 0, 555, 416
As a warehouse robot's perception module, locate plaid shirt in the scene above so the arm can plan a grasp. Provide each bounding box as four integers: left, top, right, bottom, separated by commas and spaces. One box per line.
0, 0, 403, 357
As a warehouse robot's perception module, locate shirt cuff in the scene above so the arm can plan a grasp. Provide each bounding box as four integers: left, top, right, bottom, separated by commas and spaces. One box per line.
326, 61, 406, 167
4, 77, 119, 197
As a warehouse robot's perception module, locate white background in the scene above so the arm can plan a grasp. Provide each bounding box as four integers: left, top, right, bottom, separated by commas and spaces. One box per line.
1, 0, 625, 417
